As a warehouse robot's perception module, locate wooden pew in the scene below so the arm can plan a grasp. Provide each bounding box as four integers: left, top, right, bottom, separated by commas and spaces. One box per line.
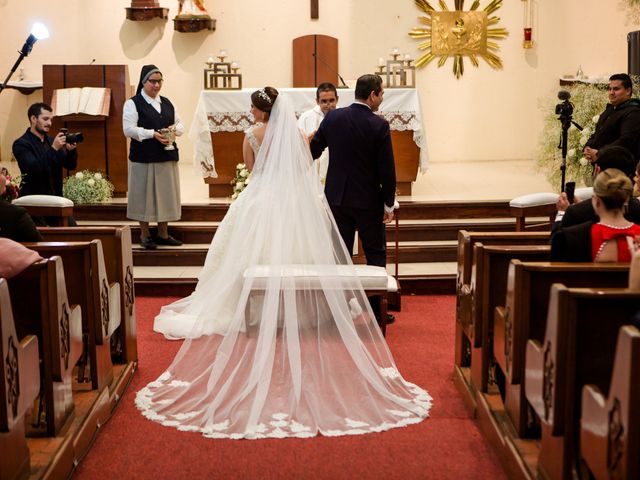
525, 285, 640, 480
38, 226, 137, 364
493, 261, 630, 437
580, 325, 640, 480
467, 244, 550, 394
0, 278, 39, 480
24, 241, 121, 391
7, 257, 82, 436
455, 231, 549, 371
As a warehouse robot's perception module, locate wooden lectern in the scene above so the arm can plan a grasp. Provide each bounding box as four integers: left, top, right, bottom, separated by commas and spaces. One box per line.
292, 35, 339, 88
43, 65, 130, 196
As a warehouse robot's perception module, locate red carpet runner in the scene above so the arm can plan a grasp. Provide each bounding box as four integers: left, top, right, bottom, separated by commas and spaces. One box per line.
75, 295, 507, 479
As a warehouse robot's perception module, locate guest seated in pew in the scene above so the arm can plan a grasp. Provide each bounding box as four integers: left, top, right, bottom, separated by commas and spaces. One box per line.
551, 168, 640, 261
0, 172, 43, 242
0, 238, 43, 278
554, 145, 640, 230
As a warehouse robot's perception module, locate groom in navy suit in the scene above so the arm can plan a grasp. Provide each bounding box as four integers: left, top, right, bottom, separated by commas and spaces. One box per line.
310, 74, 396, 322
310, 73, 396, 266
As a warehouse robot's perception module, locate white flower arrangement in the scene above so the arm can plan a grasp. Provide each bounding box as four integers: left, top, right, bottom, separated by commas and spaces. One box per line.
63, 169, 114, 204
230, 163, 251, 200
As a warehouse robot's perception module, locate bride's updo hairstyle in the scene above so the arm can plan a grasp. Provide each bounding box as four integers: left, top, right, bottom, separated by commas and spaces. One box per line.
251, 86, 279, 115
593, 168, 634, 210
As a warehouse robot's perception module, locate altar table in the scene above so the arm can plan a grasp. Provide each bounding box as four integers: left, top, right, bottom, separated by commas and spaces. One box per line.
190, 88, 429, 197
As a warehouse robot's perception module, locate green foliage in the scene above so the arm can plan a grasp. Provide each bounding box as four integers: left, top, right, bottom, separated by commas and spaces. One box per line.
535, 83, 608, 188
63, 170, 114, 204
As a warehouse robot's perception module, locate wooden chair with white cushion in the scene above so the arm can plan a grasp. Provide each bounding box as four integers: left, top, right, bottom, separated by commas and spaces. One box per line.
13, 195, 74, 226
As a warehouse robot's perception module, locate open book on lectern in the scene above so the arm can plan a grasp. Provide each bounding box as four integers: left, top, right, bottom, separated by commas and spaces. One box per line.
52, 87, 111, 116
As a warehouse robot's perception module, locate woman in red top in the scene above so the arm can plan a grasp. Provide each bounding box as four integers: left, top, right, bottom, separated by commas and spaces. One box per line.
591, 168, 640, 262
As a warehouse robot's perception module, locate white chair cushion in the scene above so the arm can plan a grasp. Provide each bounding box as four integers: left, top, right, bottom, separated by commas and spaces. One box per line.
13, 195, 74, 207
244, 264, 390, 291
509, 192, 558, 208
575, 187, 593, 200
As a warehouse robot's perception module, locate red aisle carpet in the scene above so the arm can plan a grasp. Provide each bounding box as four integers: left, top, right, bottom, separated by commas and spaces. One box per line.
74, 295, 507, 479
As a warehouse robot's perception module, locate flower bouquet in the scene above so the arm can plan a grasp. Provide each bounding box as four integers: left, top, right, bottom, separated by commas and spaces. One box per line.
0, 173, 22, 202
63, 170, 114, 204
230, 163, 251, 200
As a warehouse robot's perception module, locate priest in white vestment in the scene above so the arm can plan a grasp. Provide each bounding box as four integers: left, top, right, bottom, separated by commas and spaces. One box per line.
298, 83, 339, 184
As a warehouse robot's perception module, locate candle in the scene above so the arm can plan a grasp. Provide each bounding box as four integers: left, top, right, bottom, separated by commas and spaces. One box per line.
392, 47, 400, 55
219, 49, 227, 57
404, 53, 411, 60
207, 56, 215, 64
378, 57, 385, 67
231, 61, 239, 68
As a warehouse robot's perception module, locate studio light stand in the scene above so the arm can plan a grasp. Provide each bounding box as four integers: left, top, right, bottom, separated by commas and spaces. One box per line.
0, 23, 49, 95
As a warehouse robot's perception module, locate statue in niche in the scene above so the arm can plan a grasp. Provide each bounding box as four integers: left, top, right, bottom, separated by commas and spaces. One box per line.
177, 0, 209, 16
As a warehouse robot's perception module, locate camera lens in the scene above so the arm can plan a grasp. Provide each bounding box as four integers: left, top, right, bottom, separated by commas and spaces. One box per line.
65, 132, 84, 144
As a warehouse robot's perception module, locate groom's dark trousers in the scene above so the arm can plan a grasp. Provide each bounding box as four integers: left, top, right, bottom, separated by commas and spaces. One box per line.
310, 102, 396, 316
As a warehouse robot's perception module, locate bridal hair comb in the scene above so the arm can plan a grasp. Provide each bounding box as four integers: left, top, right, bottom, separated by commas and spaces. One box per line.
257, 88, 272, 104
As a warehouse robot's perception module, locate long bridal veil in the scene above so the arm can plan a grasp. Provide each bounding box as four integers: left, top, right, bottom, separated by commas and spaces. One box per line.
136, 93, 431, 438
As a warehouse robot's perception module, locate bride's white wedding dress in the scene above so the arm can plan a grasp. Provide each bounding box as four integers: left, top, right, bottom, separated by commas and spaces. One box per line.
136, 94, 431, 439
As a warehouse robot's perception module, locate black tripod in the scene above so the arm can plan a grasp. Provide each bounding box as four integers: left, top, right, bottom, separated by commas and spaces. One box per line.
556, 91, 583, 191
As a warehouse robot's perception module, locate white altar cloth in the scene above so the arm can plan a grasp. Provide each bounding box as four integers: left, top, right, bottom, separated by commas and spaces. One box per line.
190, 88, 429, 178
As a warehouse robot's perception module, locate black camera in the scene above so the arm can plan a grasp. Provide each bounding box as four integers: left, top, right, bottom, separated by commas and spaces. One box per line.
555, 90, 574, 118
60, 128, 84, 144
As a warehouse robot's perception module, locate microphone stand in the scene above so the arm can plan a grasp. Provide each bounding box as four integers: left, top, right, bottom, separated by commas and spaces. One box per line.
312, 52, 348, 88
0, 34, 37, 95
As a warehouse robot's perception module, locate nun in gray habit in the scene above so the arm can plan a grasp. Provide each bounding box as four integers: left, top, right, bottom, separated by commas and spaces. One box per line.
123, 64, 184, 249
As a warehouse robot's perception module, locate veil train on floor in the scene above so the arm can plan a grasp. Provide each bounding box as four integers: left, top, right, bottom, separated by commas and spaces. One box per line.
136, 92, 431, 439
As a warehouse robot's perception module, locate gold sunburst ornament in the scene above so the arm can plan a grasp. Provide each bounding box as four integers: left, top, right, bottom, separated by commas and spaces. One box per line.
409, 0, 508, 79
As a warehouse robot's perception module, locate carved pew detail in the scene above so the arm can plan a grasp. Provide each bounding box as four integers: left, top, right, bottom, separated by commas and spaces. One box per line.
580, 325, 640, 480
0, 279, 40, 480
7, 257, 83, 436
38, 226, 137, 364
525, 285, 640, 480
24, 241, 121, 391
493, 261, 630, 437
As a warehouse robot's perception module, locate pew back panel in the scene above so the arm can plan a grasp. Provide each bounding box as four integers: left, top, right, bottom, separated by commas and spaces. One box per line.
0, 279, 40, 480
493, 261, 630, 436
7, 257, 82, 436
23, 241, 120, 391
580, 325, 640, 480
469, 244, 550, 392
38, 226, 137, 363
525, 286, 640, 480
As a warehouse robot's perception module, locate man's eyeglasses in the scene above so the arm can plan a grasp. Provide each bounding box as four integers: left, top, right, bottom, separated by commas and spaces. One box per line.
146, 79, 163, 85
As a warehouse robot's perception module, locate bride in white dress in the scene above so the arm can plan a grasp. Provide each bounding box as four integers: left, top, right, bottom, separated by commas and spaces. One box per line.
136, 87, 432, 439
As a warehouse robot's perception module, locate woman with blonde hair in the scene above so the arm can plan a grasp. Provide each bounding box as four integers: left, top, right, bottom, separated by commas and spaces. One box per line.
551, 168, 640, 262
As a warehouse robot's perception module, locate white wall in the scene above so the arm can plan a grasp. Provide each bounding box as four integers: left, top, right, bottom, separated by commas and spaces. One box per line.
0, 0, 637, 184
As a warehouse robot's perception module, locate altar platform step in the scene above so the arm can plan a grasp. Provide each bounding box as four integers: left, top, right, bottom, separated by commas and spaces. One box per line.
130, 240, 460, 266
72, 200, 550, 296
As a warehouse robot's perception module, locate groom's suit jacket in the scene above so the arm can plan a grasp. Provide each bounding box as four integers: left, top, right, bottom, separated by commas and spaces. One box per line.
310, 103, 396, 211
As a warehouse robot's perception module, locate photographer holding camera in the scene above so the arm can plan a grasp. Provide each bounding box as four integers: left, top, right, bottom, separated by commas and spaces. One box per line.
12, 102, 78, 225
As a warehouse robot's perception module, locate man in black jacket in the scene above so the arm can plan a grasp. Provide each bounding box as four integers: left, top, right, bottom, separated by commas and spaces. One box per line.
12, 102, 78, 226
0, 173, 42, 242
583, 73, 640, 163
